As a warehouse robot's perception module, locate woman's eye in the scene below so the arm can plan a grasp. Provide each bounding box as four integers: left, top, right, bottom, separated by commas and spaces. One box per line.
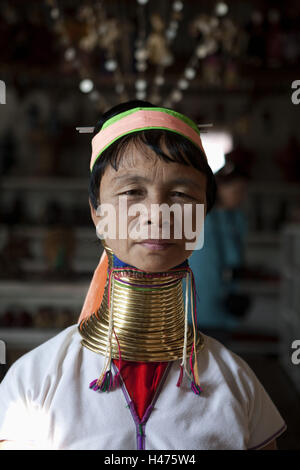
171, 191, 194, 200
121, 189, 143, 196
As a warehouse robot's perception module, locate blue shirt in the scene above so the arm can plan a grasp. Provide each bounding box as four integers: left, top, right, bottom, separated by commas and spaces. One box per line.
185, 207, 248, 330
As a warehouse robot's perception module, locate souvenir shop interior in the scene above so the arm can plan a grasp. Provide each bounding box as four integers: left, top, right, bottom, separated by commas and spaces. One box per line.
0, 0, 300, 449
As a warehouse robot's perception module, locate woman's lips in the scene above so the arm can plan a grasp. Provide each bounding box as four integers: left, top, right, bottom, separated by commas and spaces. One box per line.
138, 240, 175, 251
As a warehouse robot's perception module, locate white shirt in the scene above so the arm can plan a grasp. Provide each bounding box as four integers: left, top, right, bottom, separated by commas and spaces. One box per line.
0, 324, 287, 450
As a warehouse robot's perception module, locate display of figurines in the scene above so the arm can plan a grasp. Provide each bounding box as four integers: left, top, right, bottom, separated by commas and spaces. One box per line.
275, 135, 300, 183
201, 56, 222, 87
42, 200, 76, 279
146, 14, 173, 67
245, 10, 266, 66
223, 61, 239, 90
53, 308, 75, 329
0, 228, 32, 279
0, 305, 77, 329
0, 308, 33, 328
33, 306, 75, 329
0, 130, 17, 176
43, 225, 76, 279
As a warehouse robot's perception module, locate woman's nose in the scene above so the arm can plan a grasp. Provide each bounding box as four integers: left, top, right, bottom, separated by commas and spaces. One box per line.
143, 193, 175, 233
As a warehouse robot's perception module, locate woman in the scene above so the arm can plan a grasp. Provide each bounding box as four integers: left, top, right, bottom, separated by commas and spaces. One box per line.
0, 101, 286, 450
188, 160, 251, 341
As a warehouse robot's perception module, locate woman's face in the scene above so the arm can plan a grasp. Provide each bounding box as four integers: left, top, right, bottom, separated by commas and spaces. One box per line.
217, 179, 248, 209
90, 141, 207, 272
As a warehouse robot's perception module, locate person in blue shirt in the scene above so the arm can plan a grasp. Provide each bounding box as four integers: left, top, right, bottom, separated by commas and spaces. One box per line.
187, 160, 250, 342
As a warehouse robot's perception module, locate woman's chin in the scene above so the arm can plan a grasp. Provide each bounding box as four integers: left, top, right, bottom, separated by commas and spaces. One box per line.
130, 247, 186, 272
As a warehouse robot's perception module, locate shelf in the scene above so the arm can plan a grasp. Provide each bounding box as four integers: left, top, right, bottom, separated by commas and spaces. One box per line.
237, 280, 280, 296
0, 224, 97, 240
282, 266, 300, 282
0, 281, 89, 308
0, 224, 282, 246
0, 328, 65, 349
227, 340, 280, 356
0, 177, 88, 192
247, 182, 300, 196
1, 178, 300, 195
21, 259, 98, 273
246, 232, 280, 244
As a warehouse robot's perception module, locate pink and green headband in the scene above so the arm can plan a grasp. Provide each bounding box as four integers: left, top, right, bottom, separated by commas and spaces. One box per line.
90, 107, 207, 171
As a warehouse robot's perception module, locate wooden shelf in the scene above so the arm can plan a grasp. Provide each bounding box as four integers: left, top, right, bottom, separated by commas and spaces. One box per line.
1, 178, 300, 195
0, 224, 96, 239
0, 328, 65, 349
0, 177, 88, 191
0, 224, 282, 246
0, 281, 89, 308
246, 232, 280, 244
237, 280, 280, 296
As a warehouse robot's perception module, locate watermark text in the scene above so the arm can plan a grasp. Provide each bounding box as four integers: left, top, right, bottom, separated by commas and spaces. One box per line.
95, 198, 205, 250
0, 80, 6, 104
0, 340, 6, 364
291, 80, 300, 104
291, 339, 300, 365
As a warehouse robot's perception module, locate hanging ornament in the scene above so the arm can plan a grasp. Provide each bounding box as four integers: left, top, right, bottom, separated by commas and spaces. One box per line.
50, 8, 60, 20
79, 32, 98, 52
173, 1, 183, 12
184, 67, 196, 80
135, 79, 147, 91
136, 91, 146, 100
146, 14, 173, 66
178, 79, 189, 90
149, 0, 185, 104
115, 83, 125, 94
79, 79, 94, 94
134, 0, 149, 100
155, 75, 165, 86
134, 48, 149, 62
64, 47, 76, 61
45, 0, 109, 112
104, 59, 118, 72
136, 62, 148, 72
89, 90, 100, 101
171, 90, 183, 102
215, 2, 229, 17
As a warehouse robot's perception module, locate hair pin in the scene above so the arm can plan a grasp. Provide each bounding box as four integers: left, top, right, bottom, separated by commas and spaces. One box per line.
197, 123, 213, 128
76, 127, 95, 133
76, 123, 213, 134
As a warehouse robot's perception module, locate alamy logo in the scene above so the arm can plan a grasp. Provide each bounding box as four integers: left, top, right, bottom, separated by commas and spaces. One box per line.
0, 80, 6, 104
291, 339, 300, 365
0, 340, 6, 364
95, 199, 205, 251
291, 80, 300, 105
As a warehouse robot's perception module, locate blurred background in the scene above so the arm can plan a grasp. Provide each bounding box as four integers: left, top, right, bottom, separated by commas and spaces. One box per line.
0, 0, 300, 449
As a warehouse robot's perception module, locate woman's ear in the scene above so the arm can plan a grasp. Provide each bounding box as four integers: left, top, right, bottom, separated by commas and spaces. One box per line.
89, 198, 99, 228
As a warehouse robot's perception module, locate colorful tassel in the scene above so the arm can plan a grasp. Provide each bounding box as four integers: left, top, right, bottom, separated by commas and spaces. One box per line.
191, 381, 203, 395
89, 369, 114, 392
89, 379, 99, 391
113, 371, 121, 388
176, 364, 184, 387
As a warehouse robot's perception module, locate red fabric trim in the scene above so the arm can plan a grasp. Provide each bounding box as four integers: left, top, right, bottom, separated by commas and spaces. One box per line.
112, 359, 169, 421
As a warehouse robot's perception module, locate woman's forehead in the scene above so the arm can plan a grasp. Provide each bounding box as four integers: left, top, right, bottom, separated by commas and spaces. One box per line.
103, 155, 206, 191
114, 140, 198, 174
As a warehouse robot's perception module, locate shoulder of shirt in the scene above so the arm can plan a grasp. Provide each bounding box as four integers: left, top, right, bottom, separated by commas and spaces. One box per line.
199, 332, 256, 386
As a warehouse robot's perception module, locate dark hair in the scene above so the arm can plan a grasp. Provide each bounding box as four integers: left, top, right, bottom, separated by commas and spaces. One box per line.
89, 100, 217, 213
215, 160, 251, 185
